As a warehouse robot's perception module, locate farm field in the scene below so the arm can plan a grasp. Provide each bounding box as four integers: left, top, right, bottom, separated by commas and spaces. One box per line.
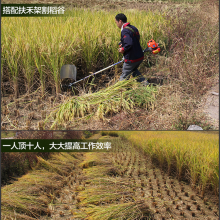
1, 0, 219, 130
114, 131, 219, 196
1, 131, 219, 219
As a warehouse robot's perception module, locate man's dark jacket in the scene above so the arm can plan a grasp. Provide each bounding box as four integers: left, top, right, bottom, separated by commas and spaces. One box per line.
120, 23, 144, 63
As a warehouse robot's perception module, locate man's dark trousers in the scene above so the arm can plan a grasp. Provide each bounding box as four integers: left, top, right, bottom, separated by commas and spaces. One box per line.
119, 60, 145, 82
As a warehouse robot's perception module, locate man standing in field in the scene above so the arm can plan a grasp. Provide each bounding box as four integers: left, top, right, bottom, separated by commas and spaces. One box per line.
115, 13, 148, 84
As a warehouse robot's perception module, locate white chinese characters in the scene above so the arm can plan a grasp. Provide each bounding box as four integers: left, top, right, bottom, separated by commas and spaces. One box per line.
2, 6, 65, 15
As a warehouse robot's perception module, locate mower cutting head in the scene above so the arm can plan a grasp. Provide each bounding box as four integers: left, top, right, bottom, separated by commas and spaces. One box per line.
60, 64, 77, 81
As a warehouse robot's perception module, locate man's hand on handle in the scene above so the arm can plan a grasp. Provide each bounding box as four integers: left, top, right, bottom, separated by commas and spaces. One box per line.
118, 48, 125, 54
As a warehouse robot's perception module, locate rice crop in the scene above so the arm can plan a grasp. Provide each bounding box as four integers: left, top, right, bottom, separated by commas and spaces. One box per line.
2, 132, 219, 219
1, 152, 82, 219
47, 78, 157, 129
1, 8, 168, 97
112, 131, 219, 196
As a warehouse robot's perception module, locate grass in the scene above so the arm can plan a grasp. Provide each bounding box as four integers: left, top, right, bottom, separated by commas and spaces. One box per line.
143, 0, 219, 129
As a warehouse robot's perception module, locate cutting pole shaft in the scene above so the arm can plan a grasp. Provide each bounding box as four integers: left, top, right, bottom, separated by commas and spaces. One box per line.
69, 60, 123, 86
68, 46, 154, 87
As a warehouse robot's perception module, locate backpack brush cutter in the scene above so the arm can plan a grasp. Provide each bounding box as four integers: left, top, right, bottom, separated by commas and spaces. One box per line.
60, 39, 160, 89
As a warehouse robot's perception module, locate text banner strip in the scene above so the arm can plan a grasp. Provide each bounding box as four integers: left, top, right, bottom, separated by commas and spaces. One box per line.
1, 4, 65, 17
1, 139, 112, 152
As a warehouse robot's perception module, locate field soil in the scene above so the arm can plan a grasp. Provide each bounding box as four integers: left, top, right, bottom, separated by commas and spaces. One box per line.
1, 81, 218, 130
2, 136, 219, 220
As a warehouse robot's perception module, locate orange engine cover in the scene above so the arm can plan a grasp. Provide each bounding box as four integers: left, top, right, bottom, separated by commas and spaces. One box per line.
147, 39, 159, 49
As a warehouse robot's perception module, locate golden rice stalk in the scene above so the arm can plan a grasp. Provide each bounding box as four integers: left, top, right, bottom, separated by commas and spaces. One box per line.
48, 78, 157, 128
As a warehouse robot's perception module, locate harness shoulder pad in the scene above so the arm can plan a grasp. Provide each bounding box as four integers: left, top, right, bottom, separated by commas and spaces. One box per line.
124, 26, 135, 33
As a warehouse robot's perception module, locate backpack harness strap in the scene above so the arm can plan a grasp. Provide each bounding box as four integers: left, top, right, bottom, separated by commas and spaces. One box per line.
124, 26, 140, 41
